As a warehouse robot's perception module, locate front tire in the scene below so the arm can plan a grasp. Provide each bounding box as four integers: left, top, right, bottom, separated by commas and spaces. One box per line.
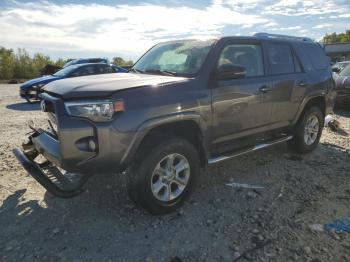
25, 88, 39, 103
288, 106, 324, 154
126, 137, 200, 215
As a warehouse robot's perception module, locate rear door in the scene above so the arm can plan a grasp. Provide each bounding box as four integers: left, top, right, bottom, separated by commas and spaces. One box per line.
263, 41, 306, 125
211, 40, 273, 144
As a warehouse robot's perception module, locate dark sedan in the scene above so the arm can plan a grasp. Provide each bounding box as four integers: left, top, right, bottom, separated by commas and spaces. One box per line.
335, 64, 350, 106
20, 63, 128, 103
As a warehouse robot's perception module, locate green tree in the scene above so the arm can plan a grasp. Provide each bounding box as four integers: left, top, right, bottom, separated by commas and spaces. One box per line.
322, 30, 350, 44
54, 58, 67, 68
112, 56, 133, 67
0, 47, 16, 79
13, 48, 33, 79
0, 46, 134, 80
32, 53, 53, 77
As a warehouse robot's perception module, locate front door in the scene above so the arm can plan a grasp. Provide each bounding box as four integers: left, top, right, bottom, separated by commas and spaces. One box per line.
211, 42, 272, 145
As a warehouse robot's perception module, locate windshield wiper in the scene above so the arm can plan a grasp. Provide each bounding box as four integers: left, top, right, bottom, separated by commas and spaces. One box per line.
143, 69, 177, 76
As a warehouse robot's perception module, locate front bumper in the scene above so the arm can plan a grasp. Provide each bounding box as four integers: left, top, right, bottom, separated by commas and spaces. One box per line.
18, 92, 133, 173
20, 87, 39, 99
13, 133, 91, 198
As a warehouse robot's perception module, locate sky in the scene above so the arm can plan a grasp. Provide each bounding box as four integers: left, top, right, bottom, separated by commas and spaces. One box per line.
0, 0, 349, 61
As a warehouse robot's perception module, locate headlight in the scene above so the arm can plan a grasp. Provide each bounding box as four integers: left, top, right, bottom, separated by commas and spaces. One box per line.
64, 100, 124, 122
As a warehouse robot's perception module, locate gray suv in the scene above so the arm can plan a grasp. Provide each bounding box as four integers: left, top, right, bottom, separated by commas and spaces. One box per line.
14, 33, 336, 214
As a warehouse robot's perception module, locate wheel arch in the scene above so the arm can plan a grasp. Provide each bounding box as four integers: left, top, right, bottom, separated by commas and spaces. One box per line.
121, 113, 208, 167
292, 95, 326, 126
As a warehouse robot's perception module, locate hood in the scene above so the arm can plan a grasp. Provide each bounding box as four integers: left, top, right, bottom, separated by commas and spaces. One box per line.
335, 75, 350, 89
20, 75, 61, 89
43, 73, 189, 99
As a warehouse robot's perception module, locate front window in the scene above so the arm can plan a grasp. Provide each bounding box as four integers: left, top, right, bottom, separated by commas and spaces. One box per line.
53, 65, 78, 77
133, 39, 216, 76
217, 44, 264, 77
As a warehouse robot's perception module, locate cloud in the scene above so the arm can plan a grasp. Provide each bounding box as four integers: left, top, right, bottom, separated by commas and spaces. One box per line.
270, 26, 302, 31
0, 0, 349, 60
0, 0, 269, 59
312, 24, 333, 29
264, 0, 350, 16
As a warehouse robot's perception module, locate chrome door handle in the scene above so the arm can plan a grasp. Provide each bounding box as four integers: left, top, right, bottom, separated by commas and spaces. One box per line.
297, 80, 308, 87
259, 86, 272, 93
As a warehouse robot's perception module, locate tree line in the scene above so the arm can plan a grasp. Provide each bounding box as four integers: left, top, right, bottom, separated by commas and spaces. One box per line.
321, 30, 350, 44
0, 47, 134, 80
1, 30, 349, 80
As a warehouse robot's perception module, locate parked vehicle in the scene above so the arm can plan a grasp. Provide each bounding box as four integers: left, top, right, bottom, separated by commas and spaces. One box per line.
14, 33, 336, 214
335, 64, 350, 106
63, 58, 109, 68
19, 63, 127, 103
332, 61, 350, 74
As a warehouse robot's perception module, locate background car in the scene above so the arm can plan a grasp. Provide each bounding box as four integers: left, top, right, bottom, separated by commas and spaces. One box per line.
335, 64, 350, 107
63, 58, 109, 68
20, 63, 127, 103
332, 61, 350, 74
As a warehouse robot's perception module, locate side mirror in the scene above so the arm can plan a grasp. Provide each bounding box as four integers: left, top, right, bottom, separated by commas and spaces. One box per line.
332, 67, 340, 73
216, 64, 246, 80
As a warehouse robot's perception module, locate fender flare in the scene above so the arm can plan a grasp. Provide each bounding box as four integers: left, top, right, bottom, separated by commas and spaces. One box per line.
120, 112, 207, 165
291, 93, 326, 126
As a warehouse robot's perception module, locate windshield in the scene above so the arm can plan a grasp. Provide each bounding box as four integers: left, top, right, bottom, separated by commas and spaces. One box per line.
339, 65, 350, 76
63, 59, 79, 68
133, 39, 216, 76
53, 65, 78, 77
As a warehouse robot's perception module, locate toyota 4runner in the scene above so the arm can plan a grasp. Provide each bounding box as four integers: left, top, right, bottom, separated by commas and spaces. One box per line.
14, 33, 336, 214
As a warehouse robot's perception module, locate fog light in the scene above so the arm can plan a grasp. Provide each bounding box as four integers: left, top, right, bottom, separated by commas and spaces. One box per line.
88, 139, 96, 151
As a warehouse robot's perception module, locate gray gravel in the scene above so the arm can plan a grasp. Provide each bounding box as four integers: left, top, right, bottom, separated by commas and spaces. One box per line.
1, 84, 350, 262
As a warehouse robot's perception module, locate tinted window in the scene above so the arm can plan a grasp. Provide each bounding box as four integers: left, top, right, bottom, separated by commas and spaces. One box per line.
267, 43, 294, 75
301, 43, 328, 70
53, 65, 79, 77
94, 64, 110, 74
293, 52, 302, 73
89, 58, 107, 63
72, 65, 95, 77
217, 44, 264, 77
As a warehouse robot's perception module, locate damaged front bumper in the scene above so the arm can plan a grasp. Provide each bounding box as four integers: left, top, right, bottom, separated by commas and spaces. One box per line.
13, 130, 91, 198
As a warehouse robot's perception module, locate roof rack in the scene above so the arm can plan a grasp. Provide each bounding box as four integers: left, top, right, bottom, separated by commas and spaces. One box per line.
254, 32, 313, 42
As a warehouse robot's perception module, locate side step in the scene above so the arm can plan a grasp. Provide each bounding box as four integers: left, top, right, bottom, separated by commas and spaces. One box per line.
208, 135, 293, 165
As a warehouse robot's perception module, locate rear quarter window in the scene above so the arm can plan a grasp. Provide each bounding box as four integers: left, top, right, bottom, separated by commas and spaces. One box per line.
300, 43, 329, 70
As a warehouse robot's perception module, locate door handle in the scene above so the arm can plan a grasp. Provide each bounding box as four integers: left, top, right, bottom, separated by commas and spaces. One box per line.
259, 85, 272, 93
297, 80, 308, 87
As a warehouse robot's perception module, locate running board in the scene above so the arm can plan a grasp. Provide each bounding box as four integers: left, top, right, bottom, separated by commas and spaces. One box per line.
208, 135, 293, 165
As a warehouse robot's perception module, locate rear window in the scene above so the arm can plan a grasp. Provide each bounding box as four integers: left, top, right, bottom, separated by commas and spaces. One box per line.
300, 43, 329, 70
266, 43, 294, 75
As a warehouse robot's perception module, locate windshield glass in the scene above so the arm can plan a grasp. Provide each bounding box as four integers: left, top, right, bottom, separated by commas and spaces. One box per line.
63, 59, 78, 68
53, 65, 78, 77
133, 39, 216, 76
339, 65, 350, 76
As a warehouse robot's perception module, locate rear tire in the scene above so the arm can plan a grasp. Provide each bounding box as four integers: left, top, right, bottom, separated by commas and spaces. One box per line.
288, 106, 324, 154
126, 137, 200, 215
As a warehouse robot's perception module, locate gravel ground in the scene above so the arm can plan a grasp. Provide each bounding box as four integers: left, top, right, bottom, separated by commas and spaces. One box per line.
0, 84, 349, 262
